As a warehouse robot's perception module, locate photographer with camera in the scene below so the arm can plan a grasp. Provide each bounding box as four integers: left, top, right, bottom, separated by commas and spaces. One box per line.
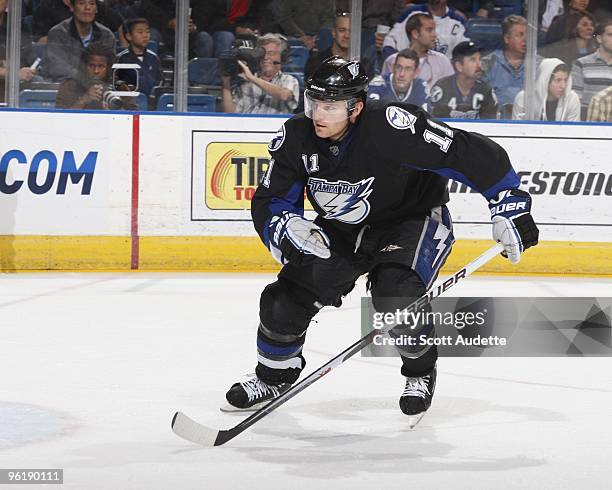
221, 33, 299, 115
56, 41, 138, 110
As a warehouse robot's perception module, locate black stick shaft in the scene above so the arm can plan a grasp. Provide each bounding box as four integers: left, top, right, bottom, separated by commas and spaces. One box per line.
213, 243, 504, 446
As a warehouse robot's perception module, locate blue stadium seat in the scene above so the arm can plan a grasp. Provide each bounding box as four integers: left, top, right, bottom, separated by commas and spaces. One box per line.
284, 46, 309, 72
487, 0, 523, 18
156, 93, 216, 112
19, 89, 58, 109
284, 72, 305, 92
136, 92, 148, 111
188, 57, 222, 86
466, 18, 502, 54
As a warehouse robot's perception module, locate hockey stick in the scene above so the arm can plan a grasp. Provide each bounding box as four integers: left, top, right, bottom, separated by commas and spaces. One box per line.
172, 242, 504, 447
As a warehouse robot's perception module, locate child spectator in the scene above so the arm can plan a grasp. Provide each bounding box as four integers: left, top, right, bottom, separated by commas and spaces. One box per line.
117, 18, 160, 96
56, 41, 137, 110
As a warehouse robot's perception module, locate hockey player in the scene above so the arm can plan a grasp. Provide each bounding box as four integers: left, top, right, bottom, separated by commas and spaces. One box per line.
224, 56, 539, 422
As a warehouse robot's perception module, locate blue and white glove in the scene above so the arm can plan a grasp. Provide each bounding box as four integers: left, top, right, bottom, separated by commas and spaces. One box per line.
269, 212, 331, 265
489, 189, 539, 264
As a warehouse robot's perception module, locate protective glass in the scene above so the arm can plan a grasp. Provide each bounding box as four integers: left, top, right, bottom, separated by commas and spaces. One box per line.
304, 91, 351, 123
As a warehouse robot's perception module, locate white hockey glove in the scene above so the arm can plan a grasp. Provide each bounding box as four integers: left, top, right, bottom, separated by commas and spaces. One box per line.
488, 189, 539, 264
269, 212, 331, 265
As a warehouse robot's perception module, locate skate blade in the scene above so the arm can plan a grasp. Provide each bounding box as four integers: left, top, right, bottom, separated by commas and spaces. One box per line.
406, 412, 425, 429
219, 401, 267, 413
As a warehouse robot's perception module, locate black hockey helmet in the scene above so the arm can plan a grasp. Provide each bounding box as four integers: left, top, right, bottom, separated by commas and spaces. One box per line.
305, 56, 369, 103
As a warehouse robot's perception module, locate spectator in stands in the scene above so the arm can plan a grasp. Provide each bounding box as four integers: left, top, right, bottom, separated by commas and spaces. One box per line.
220, 0, 277, 38
126, 0, 212, 58
0, 0, 35, 73
197, 0, 264, 59
481, 15, 530, 108
512, 58, 580, 121
383, 0, 468, 60
543, 11, 597, 67
304, 12, 351, 81
429, 41, 497, 119
221, 33, 299, 114
305, 12, 375, 81
540, 0, 565, 34
587, 85, 612, 121
196, 1, 237, 58
368, 48, 429, 107
40, 0, 116, 82
107, 0, 132, 19
56, 41, 137, 110
335, 0, 405, 49
545, 0, 590, 45
571, 19, 612, 111
33, 0, 123, 43
382, 13, 453, 89
0, 0, 36, 104
270, 0, 334, 50
117, 18, 160, 97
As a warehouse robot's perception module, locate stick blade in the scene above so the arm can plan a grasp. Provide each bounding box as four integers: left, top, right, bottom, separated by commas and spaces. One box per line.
171, 411, 219, 447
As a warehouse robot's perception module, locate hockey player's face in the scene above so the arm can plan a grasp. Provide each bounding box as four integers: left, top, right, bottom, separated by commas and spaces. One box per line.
548, 70, 568, 100
306, 96, 357, 139
393, 57, 417, 90
504, 24, 526, 55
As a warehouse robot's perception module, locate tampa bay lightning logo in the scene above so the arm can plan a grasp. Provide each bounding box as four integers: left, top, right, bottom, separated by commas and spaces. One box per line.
347, 61, 360, 79
308, 176, 375, 224
385, 106, 417, 134
268, 124, 285, 152
430, 85, 443, 103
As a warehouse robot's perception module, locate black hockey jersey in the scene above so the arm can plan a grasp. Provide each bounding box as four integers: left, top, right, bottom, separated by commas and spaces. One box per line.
252, 101, 519, 249
429, 75, 498, 120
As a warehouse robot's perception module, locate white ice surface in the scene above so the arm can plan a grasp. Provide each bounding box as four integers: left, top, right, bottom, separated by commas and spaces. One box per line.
1, 273, 611, 489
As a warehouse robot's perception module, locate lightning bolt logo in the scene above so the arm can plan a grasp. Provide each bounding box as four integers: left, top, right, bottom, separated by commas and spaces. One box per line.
432, 220, 450, 267
308, 177, 375, 224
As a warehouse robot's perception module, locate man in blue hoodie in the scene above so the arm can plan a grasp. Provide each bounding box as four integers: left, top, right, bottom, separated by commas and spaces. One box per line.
481, 15, 530, 109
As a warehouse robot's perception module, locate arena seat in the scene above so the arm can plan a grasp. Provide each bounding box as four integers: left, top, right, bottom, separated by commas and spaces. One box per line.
156, 93, 216, 112
19, 89, 58, 109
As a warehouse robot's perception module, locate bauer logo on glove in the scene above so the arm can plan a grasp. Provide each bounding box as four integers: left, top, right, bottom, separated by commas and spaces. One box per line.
488, 188, 539, 264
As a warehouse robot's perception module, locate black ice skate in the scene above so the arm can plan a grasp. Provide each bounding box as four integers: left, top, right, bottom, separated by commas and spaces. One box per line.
399, 365, 437, 428
221, 373, 291, 412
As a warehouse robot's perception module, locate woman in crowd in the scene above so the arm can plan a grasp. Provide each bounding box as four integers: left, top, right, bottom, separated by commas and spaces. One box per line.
543, 11, 597, 66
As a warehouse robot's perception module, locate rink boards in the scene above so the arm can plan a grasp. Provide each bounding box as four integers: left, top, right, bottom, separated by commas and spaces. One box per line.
0, 109, 610, 275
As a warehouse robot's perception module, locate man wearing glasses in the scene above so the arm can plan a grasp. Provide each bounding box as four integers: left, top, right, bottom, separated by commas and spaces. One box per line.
221, 33, 300, 114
